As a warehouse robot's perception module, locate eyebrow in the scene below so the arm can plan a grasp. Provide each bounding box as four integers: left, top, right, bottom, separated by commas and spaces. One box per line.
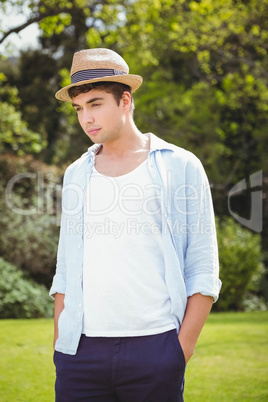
72, 97, 104, 108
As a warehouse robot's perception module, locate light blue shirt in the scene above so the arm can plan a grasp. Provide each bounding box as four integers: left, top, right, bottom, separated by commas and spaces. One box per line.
50, 133, 221, 355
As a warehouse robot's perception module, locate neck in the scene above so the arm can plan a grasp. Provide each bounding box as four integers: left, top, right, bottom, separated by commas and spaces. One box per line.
100, 118, 147, 157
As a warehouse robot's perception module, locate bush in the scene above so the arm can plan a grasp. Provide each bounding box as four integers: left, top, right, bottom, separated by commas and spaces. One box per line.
0, 198, 59, 287
215, 218, 265, 311
0, 258, 53, 318
0, 154, 62, 287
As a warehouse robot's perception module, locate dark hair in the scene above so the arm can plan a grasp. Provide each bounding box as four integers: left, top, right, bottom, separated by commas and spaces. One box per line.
68, 81, 134, 114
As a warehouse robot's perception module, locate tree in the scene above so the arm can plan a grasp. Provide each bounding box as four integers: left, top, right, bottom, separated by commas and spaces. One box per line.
0, 0, 111, 45
0, 71, 46, 155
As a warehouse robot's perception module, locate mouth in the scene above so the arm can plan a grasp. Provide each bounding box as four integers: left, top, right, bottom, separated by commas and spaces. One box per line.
88, 128, 101, 136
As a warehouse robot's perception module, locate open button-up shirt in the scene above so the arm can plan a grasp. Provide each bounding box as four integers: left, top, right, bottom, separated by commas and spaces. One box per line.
50, 133, 221, 355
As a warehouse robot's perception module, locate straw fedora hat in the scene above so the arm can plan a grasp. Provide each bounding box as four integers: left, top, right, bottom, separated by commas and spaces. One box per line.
55, 48, 143, 102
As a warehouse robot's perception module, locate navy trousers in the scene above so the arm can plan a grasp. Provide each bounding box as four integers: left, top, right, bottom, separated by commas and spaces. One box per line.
54, 329, 185, 402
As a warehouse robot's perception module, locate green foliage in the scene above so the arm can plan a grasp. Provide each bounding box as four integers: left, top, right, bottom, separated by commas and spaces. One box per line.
0, 74, 46, 155
215, 218, 265, 311
0, 154, 62, 287
0, 258, 53, 318
13, 50, 64, 163
39, 13, 72, 37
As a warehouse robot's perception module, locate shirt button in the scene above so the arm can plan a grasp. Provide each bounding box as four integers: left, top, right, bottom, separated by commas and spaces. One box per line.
78, 244, 81, 249
79, 304, 82, 308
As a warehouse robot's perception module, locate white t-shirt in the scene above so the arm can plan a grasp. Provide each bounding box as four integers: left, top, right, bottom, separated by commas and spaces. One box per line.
82, 159, 175, 336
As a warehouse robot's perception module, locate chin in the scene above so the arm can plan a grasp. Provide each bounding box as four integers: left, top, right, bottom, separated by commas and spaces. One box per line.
89, 138, 99, 144
86, 134, 100, 144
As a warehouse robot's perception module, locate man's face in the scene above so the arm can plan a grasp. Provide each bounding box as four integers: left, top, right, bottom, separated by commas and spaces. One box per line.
72, 89, 127, 144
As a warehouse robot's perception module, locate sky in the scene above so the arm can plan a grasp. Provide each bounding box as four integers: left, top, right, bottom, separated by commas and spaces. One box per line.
0, 11, 40, 56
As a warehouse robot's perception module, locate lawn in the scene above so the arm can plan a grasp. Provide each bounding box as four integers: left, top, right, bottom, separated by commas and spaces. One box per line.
184, 311, 268, 401
0, 311, 267, 401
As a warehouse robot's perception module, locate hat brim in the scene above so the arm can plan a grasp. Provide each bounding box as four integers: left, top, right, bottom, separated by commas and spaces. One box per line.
55, 74, 143, 102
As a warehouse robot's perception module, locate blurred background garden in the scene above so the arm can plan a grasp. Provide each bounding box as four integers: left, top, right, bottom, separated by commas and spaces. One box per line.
0, 0, 268, 400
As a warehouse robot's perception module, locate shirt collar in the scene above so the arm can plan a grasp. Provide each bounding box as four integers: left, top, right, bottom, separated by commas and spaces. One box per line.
148, 133, 175, 152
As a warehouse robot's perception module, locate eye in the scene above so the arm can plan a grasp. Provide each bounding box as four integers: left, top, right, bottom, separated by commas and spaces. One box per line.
91, 103, 101, 107
75, 107, 82, 112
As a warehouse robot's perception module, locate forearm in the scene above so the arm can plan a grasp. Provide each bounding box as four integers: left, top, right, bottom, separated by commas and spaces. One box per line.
53, 293, 65, 349
179, 293, 213, 363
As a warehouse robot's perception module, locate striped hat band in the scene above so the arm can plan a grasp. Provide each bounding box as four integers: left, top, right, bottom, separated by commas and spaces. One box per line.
71, 68, 127, 84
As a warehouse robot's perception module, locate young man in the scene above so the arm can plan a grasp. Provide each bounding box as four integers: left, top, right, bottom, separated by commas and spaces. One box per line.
50, 48, 221, 401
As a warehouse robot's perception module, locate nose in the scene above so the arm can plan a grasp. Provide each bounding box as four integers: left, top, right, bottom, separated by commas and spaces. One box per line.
80, 109, 94, 125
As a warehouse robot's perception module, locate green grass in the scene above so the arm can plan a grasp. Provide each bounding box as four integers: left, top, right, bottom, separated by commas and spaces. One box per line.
0, 312, 267, 401
184, 311, 268, 401
0, 319, 54, 401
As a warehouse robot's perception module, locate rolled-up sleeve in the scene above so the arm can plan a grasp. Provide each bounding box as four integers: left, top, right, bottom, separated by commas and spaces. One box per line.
183, 157, 221, 302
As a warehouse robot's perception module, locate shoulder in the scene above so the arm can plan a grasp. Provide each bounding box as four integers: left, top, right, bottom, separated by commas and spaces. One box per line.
64, 151, 89, 176
150, 133, 203, 169
150, 133, 209, 187
64, 143, 101, 175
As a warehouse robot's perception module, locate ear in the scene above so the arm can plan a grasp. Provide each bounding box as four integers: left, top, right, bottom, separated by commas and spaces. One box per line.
121, 91, 132, 111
